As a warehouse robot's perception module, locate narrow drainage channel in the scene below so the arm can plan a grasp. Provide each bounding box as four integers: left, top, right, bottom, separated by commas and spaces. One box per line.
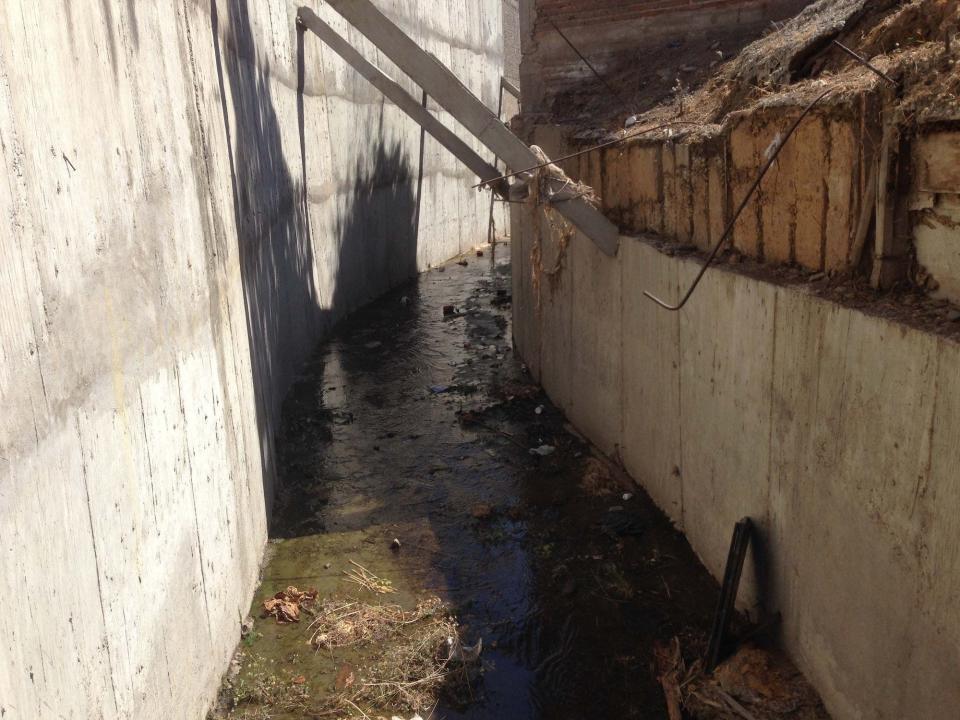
212, 245, 827, 720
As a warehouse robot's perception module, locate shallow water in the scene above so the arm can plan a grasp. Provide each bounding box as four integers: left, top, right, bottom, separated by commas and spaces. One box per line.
218, 245, 732, 719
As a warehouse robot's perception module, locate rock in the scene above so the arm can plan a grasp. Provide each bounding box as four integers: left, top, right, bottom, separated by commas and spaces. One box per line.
240, 616, 254, 638
476, 250, 484, 257
457, 259, 469, 267
324, 562, 331, 569
470, 503, 494, 520
447, 636, 483, 664
390, 538, 402, 551
622, 493, 634, 501
443, 305, 456, 316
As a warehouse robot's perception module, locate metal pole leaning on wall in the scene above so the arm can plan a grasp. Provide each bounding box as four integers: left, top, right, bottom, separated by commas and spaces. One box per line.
313, 0, 620, 256
488, 77, 522, 247
297, 8, 508, 196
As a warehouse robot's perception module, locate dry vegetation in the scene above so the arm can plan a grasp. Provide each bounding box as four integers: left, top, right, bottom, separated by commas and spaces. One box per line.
216, 571, 480, 720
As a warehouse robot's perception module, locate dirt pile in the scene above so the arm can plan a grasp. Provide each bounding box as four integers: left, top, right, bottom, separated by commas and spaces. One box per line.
558, 0, 960, 135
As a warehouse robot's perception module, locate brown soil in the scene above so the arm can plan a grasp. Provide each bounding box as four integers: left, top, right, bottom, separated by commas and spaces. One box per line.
550, 0, 960, 138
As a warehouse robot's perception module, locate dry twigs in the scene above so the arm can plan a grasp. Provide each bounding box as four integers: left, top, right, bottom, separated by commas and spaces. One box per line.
314, 598, 477, 717
344, 560, 397, 594
309, 598, 441, 650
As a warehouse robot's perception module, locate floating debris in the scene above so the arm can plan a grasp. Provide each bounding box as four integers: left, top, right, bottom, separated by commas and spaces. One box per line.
529, 444, 556, 457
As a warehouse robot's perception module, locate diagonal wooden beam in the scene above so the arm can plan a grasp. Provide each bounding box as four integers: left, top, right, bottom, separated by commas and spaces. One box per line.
298, 8, 507, 196
304, 1, 620, 256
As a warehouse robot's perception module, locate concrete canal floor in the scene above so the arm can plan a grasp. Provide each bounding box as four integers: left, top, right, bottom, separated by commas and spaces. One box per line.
211, 244, 828, 720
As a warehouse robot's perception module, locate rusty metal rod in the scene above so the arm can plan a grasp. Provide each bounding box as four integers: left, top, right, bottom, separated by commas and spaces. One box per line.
644, 88, 833, 311
473, 120, 702, 189
832, 40, 897, 86
546, 16, 634, 113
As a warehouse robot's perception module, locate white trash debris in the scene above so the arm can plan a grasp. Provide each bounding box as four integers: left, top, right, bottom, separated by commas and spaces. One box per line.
529, 445, 556, 457
446, 636, 483, 664
622, 493, 634, 501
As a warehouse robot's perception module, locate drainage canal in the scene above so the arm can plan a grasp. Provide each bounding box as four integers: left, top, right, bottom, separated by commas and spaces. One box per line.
212, 245, 825, 720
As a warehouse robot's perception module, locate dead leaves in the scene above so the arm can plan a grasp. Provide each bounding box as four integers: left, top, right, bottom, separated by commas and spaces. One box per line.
261, 586, 319, 624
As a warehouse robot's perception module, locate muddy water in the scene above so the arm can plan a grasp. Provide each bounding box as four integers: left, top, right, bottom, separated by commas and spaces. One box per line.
219, 246, 729, 719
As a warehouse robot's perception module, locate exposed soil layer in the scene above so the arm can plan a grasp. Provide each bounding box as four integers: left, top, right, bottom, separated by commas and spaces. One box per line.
544, 0, 960, 135
211, 247, 828, 720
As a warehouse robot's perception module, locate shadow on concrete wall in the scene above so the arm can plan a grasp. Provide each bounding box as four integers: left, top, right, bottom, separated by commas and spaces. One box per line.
209, 0, 422, 521
331, 118, 421, 314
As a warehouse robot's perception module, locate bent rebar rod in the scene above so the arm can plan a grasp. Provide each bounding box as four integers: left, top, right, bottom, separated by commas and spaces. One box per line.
644, 88, 833, 312
546, 16, 634, 114
832, 40, 897, 86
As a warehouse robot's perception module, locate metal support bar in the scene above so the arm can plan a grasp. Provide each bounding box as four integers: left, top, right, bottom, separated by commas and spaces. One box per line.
501, 76, 521, 100
298, 8, 507, 196
706, 518, 753, 672
311, 0, 620, 256
488, 79, 507, 245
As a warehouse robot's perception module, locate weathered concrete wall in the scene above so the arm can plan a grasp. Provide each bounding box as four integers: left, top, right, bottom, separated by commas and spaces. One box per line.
0, 1, 508, 717
512, 209, 960, 718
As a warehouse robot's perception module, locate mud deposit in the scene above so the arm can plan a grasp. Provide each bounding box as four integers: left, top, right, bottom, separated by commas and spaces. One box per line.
212, 246, 826, 719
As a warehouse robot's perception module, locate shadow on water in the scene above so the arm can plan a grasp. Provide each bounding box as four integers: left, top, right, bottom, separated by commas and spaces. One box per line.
209, 0, 421, 516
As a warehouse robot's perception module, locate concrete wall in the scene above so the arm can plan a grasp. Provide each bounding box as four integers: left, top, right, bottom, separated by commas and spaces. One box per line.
0, 1, 507, 717
512, 208, 960, 718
